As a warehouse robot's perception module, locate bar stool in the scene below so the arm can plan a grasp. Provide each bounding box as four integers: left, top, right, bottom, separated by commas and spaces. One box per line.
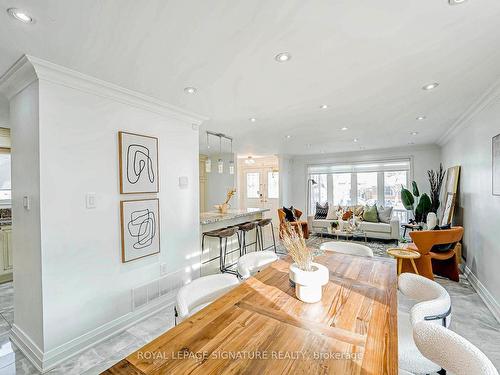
238, 221, 259, 255
256, 218, 277, 253
201, 226, 240, 274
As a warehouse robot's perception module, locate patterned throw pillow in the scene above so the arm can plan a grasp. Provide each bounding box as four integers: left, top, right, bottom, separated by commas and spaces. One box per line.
282, 206, 296, 222
314, 202, 329, 219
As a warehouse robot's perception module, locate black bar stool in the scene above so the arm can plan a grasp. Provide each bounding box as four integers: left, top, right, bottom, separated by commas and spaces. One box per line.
201, 226, 240, 274
255, 218, 277, 253
238, 221, 259, 255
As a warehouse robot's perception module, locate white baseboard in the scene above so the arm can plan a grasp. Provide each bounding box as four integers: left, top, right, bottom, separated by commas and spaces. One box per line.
462, 264, 500, 324
10, 292, 176, 373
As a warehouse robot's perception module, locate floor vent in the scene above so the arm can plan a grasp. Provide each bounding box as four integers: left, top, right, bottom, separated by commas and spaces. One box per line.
131, 269, 186, 311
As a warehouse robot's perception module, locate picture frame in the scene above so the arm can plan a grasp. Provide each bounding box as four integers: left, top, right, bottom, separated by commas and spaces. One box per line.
120, 198, 160, 263
442, 192, 456, 226
119, 131, 159, 194
493, 134, 500, 196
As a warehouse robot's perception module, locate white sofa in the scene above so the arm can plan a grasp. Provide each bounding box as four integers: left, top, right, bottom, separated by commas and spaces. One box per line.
307, 216, 400, 240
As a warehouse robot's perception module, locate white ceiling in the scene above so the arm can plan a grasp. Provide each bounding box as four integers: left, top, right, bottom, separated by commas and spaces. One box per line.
1, 0, 500, 155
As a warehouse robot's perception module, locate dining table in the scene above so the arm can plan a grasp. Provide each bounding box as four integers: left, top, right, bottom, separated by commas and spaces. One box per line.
102, 252, 398, 374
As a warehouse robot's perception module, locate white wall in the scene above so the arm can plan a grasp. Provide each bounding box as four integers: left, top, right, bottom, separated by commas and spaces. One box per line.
290, 145, 441, 213
278, 155, 292, 207
37, 79, 200, 351
2, 57, 203, 367
10, 81, 44, 350
205, 152, 237, 210
0, 94, 9, 129
441, 95, 500, 313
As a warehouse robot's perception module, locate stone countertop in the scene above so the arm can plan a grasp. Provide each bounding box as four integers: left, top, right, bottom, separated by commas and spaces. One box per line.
200, 208, 270, 225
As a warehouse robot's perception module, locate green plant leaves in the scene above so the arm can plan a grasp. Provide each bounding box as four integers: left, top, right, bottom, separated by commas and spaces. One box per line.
401, 187, 415, 210
412, 181, 420, 197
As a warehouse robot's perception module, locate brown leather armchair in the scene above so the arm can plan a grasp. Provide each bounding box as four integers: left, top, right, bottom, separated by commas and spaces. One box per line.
277, 208, 309, 239
405, 226, 464, 282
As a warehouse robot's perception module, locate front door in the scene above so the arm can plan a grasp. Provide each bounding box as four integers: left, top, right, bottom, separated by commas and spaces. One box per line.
243, 168, 280, 225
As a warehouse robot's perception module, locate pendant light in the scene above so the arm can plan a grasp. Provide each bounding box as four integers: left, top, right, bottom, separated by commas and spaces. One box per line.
228, 139, 234, 175
217, 136, 223, 174
205, 132, 211, 173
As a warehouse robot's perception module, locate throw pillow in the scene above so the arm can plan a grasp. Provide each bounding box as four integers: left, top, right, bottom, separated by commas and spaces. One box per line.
282, 206, 296, 222
326, 205, 339, 220
314, 202, 329, 220
342, 210, 353, 221
353, 205, 364, 217
363, 205, 378, 223
377, 206, 393, 224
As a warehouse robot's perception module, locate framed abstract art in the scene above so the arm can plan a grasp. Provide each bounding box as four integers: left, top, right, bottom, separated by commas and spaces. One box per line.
119, 131, 159, 194
120, 198, 160, 262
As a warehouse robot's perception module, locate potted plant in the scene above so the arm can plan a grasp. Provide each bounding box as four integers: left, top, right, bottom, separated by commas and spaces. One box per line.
401, 181, 431, 224
281, 223, 329, 303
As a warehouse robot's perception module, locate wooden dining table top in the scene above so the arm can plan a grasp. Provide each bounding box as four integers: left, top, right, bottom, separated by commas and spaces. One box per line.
102, 252, 398, 375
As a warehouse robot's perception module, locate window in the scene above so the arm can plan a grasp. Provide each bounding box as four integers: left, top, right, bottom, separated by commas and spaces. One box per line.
332, 173, 352, 206
0, 151, 11, 201
357, 172, 378, 206
267, 171, 279, 199
307, 159, 410, 216
384, 171, 407, 210
310, 174, 327, 213
246, 172, 260, 198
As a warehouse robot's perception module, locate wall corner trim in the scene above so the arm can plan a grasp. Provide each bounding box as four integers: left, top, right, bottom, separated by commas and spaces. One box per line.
437, 77, 500, 146
0, 55, 208, 125
462, 264, 500, 324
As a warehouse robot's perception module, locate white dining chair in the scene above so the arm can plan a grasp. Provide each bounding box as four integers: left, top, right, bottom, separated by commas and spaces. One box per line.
237, 250, 278, 279
398, 273, 452, 375
319, 241, 374, 257
413, 321, 499, 375
175, 273, 239, 324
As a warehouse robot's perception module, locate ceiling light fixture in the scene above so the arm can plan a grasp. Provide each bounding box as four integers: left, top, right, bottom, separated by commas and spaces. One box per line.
320, 104, 328, 109
275, 52, 291, 62
249, 117, 257, 122
353, 138, 358, 142
411, 131, 419, 136
341, 127, 348, 131
184, 87, 197, 94
286, 135, 291, 139
416, 116, 426, 120
422, 82, 439, 91
7, 8, 34, 23
245, 156, 256, 165
449, 0, 466, 5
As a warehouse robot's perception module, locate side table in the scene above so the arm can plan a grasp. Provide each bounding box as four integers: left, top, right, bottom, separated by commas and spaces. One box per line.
386, 247, 421, 275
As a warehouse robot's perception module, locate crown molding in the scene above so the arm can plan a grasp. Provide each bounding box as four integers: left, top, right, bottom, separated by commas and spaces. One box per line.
437, 77, 500, 146
0, 55, 208, 125
0, 55, 38, 100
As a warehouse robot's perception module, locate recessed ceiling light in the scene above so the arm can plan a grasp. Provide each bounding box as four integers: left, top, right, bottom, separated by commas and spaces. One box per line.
286, 135, 291, 139
7, 8, 34, 23
353, 138, 358, 142
449, 0, 466, 5
411, 131, 419, 136
320, 104, 328, 109
184, 87, 197, 94
422, 82, 439, 91
416, 116, 426, 120
341, 127, 348, 131
249, 117, 257, 122
275, 52, 291, 62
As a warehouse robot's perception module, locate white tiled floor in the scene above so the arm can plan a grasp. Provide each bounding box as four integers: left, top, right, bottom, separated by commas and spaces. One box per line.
0, 237, 499, 374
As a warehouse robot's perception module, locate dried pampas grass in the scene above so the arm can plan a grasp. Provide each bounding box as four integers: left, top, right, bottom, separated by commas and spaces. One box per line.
281, 222, 314, 271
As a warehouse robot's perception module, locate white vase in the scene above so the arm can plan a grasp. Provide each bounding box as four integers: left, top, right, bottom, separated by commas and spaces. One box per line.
289, 262, 329, 303
426, 212, 437, 230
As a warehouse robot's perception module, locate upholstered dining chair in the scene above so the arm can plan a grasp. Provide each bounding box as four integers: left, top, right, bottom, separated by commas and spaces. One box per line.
237, 250, 278, 279
413, 321, 499, 375
277, 208, 309, 239
406, 227, 464, 281
175, 274, 239, 324
319, 242, 374, 257
398, 273, 452, 375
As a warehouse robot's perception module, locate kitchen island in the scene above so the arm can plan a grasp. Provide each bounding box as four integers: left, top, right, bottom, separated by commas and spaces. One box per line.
200, 208, 270, 276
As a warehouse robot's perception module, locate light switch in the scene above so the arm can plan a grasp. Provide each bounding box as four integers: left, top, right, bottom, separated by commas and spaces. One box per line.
23, 195, 30, 210
179, 176, 189, 189
86, 193, 96, 209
